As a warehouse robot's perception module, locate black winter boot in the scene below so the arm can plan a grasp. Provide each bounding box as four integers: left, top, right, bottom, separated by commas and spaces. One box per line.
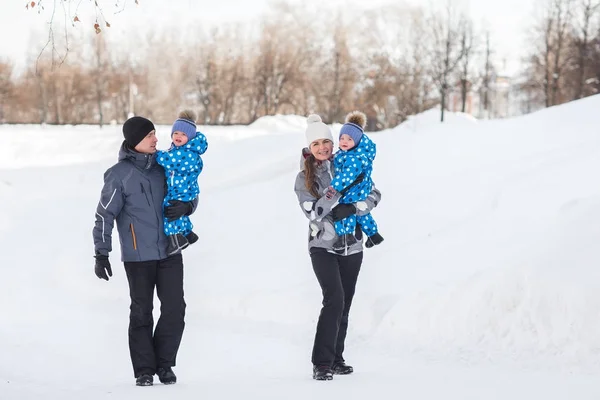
312, 365, 333, 381
135, 373, 153, 386
365, 232, 384, 248
166, 234, 189, 255
157, 367, 177, 384
332, 361, 354, 375
185, 231, 199, 245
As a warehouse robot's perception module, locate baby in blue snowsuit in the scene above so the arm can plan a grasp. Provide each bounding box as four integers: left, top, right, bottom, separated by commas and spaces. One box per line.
156, 111, 208, 255
331, 111, 384, 250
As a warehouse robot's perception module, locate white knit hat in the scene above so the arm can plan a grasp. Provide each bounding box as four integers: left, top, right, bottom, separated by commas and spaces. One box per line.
305, 114, 333, 146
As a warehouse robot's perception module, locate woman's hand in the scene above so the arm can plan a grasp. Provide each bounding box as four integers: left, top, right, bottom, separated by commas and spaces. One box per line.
331, 203, 357, 221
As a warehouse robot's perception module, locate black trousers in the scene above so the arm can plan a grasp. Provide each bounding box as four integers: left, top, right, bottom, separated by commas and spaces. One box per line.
124, 254, 186, 377
310, 249, 363, 367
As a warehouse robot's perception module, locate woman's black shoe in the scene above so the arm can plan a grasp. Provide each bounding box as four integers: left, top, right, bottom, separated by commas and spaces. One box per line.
312, 365, 333, 380
135, 373, 153, 386
332, 362, 354, 375
157, 367, 177, 384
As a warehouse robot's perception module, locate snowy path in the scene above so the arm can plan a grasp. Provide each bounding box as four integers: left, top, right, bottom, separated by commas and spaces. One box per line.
3, 315, 599, 400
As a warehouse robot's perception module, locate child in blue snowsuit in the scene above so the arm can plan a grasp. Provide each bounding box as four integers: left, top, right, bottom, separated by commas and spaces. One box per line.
156, 111, 208, 255
330, 111, 384, 250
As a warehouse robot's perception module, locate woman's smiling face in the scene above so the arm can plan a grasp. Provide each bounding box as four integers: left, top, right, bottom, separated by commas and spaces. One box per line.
309, 139, 333, 161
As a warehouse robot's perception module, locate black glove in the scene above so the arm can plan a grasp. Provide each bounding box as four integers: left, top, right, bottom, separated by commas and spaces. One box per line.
331, 203, 357, 222
339, 173, 365, 196
164, 200, 193, 221
94, 255, 112, 281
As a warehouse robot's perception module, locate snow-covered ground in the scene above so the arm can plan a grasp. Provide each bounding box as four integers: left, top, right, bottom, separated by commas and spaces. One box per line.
2, 97, 600, 399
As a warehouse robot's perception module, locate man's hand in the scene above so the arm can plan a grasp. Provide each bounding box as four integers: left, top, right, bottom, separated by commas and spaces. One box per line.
331, 203, 357, 222
164, 200, 193, 221
94, 255, 112, 281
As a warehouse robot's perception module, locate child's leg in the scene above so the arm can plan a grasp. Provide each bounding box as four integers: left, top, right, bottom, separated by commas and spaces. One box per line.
334, 215, 357, 236
164, 215, 192, 236
181, 216, 199, 244
164, 216, 191, 255
356, 213, 384, 248
162, 198, 191, 254
356, 213, 378, 237
179, 216, 193, 237
162, 197, 194, 235
333, 215, 359, 251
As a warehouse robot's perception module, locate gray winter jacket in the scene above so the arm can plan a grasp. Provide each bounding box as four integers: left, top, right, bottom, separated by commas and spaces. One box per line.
93, 141, 197, 262
294, 148, 382, 256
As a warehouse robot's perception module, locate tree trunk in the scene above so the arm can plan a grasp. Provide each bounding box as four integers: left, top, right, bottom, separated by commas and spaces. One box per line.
440, 85, 446, 122
460, 79, 468, 112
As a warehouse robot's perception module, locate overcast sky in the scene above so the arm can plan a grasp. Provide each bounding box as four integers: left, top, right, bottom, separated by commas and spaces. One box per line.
1, 0, 535, 75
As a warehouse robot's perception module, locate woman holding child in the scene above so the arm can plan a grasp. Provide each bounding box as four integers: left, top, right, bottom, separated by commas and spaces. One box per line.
294, 111, 382, 380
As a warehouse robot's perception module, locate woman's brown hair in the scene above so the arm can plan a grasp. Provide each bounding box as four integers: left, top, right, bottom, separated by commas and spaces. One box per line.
304, 154, 320, 199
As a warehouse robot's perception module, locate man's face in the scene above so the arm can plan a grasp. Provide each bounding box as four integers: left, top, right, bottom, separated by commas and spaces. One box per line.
134, 130, 158, 154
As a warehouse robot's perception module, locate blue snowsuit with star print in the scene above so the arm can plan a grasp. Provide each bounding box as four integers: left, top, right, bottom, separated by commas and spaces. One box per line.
156, 133, 208, 237
331, 133, 378, 237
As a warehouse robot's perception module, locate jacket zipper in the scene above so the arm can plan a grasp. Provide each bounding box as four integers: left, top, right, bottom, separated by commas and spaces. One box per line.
140, 183, 151, 206
130, 223, 138, 250
344, 235, 348, 256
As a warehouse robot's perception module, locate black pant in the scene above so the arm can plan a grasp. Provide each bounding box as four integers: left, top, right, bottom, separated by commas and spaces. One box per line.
310, 249, 363, 367
124, 254, 186, 377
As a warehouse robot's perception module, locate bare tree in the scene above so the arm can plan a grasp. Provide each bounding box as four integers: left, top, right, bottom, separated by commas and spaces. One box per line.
0, 60, 13, 123
458, 19, 476, 113
35, 68, 49, 124
542, 6, 554, 106
550, 0, 574, 105
25, 0, 126, 68
408, 8, 434, 118
247, 5, 316, 122
322, 12, 357, 123
428, 0, 466, 121
93, 34, 108, 127
480, 30, 494, 117
219, 51, 245, 124
572, 0, 600, 99
192, 38, 218, 124
523, 0, 574, 108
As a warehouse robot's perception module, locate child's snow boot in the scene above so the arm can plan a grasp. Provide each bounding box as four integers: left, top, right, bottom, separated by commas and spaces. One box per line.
365, 232, 384, 248
185, 231, 199, 245
166, 234, 189, 255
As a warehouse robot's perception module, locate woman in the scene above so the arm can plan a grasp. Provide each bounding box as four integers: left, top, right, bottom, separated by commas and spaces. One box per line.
294, 114, 382, 381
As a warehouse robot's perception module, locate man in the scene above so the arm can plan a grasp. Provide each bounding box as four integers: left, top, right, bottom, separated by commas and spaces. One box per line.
92, 116, 197, 387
